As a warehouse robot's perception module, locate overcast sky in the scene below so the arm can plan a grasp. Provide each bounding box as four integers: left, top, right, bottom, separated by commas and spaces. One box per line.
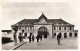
1, 2, 79, 30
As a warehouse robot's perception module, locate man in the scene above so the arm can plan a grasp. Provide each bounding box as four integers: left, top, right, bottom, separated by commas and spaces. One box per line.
40, 34, 42, 41
57, 33, 62, 45
36, 34, 39, 43
18, 33, 22, 43
28, 33, 32, 43
32, 35, 34, 42
24, 33, 27, 38
13, 32, 17, 45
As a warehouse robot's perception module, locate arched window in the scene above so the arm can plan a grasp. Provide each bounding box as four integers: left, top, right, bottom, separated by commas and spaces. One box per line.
54, 33, 56, 36
54, 27, 55, 30
28, 27, 29, 31
74, 33, 77, 37
22, 30, 24, 33
59, 27, 61, 30
64, 33, 67, 38
69, 33, 72, 37
64, 27, 66, 30
70, 27, 72, 30
52, 33, 56, 38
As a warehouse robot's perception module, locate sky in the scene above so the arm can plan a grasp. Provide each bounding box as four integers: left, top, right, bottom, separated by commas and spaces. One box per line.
1, 1, 80, 30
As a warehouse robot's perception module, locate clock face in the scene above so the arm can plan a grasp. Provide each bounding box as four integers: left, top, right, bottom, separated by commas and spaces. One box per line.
39, 18, 47, 23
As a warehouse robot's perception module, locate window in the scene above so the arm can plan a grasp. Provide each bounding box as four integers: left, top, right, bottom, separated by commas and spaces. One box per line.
54, 33, 56, 36
69, 33, 72, 37
74, 33, 77, 37
28, 27, 29, 31
30, 33, 32, 35
70, 27, 72, 30
25, 27, 26, 29
22, 30, 24, 33
52, 33, 56, 38
64, 27, 66, 30
64, 33, 67, 38
54, 27, 55, 30
59, 27, 61, 30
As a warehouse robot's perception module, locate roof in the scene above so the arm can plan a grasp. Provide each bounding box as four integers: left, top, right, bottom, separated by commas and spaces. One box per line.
17, 19, 38, 24
17, 19, 70, 24
48, 19, 68, 24
12, 13, 74, 27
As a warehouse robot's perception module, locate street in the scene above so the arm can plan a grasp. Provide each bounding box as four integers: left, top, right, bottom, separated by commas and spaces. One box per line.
16, 37, 78, 50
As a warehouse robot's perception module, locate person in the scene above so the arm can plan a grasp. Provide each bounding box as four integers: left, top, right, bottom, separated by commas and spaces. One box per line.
36, 34, 39, 43
13, 32, 17, 45
32, 35, 34, 42
40, 34, 42, 41
24, 33, 27, 38
57, 33, 62, 45
18, 33, 22, 43
28, 33, 32, 43
21, 32, 24, 42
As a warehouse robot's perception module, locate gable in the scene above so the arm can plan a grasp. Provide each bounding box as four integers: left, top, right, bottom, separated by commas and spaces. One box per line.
38, 13, 48, 24
39, 18, 47, 23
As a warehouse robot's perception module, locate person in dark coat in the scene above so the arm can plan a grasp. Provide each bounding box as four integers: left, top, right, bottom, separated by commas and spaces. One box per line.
40, 34, 42, 41
28, 33, 32, 43
24, 33, 27, 38
13, 32, 17, 44
32, 35, 34, 42
18, 33, 22, 43
36, 34, 39, 43
57, 33, 62, 45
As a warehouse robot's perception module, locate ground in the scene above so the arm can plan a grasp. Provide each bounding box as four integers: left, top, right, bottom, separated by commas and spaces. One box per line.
2, 33, 78, 50
16, 37, 78, 50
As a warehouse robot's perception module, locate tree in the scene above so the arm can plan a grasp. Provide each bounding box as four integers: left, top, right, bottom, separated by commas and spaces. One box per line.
12, 25, 18, 45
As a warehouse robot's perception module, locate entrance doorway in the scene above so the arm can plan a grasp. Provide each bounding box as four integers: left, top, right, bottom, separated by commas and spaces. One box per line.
38, 27, 48, 38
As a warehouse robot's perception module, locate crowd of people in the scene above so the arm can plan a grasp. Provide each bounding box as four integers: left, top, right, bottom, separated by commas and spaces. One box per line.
13, 32, 43, 44
13, 32, 62, 45
18, 33, 43, 43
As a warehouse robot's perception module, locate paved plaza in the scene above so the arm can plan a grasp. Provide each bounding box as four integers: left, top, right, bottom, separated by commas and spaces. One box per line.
16, 37, 78, 50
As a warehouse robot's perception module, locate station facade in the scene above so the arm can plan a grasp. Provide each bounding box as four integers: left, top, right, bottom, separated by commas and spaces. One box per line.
11, 13, 78, 38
